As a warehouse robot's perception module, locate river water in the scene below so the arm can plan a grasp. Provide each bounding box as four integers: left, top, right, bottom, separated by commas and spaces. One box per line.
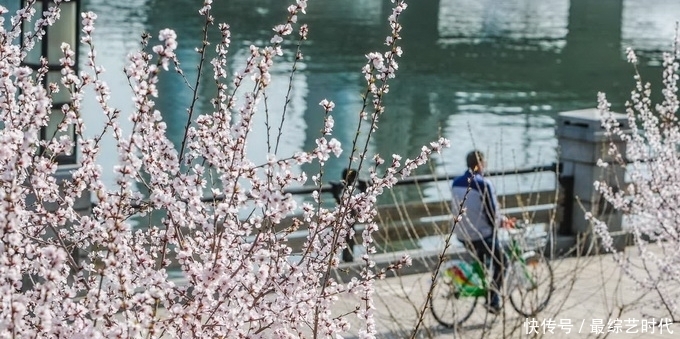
4, 0, 679, 201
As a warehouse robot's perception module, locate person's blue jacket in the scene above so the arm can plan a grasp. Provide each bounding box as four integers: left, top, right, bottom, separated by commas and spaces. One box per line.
451, 170, 501, 242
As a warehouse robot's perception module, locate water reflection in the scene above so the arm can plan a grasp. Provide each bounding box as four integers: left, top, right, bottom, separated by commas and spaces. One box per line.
438, 0, 569, 49
29, 0, 678, 201
622, 0, 680, 60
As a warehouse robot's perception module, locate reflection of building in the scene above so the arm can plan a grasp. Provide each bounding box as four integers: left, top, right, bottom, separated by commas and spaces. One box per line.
73, 0, 677, 200
438, 0, 569, 49
301, 71, 374, 182
431, 0, 677, 55
79, 0, 150, 189
241, 56, 309, 166
389, 0, 672, 176
622, 0, 680, 54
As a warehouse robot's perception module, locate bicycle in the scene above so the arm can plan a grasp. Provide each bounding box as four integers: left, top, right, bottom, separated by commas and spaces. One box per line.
430, 223, 554, 329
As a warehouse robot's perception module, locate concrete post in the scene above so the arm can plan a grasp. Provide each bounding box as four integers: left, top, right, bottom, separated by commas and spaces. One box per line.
556, 108, 629, 253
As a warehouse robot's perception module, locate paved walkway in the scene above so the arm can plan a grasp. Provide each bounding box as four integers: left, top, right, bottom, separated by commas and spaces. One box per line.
331, 244, 676, 339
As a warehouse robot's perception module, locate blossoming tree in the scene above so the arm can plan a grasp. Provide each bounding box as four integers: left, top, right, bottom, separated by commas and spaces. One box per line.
595, 41, 680, 321
0, 0, 449, 337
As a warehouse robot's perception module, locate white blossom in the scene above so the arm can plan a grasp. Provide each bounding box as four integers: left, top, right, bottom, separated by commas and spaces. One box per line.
596, 43, 680, 321
0, 1, 442, 338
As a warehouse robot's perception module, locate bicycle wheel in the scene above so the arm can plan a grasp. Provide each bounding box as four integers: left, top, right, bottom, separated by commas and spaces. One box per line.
508, 254, 554, 317
430, 272, 478, 328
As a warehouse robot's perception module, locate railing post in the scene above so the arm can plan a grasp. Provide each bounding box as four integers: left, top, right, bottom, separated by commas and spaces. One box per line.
555, 108, 629, 254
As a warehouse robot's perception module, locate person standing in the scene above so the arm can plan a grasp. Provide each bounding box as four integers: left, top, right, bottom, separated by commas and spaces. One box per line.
451, 150, 514, 314
331, 168, 368, 262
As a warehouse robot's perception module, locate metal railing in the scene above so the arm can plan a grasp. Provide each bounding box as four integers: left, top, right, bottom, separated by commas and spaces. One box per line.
197, 162, 560, 203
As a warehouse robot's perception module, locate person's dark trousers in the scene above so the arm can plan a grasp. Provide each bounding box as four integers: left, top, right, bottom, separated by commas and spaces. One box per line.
469, 236, 507, 307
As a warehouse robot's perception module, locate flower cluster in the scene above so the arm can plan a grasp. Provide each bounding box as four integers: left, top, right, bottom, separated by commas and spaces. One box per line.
0, 0, 449, 337
594, 40, 680, 320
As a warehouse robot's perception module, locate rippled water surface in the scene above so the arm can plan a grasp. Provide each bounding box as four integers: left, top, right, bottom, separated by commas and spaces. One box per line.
4, 0, 679, 200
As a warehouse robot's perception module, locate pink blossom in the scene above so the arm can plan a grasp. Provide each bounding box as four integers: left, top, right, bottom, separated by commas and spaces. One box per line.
319, 98, 335, 112
0, 1, 455, 337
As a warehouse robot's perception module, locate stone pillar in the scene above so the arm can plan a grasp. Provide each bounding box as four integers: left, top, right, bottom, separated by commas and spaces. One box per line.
556, 108, 629, 253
